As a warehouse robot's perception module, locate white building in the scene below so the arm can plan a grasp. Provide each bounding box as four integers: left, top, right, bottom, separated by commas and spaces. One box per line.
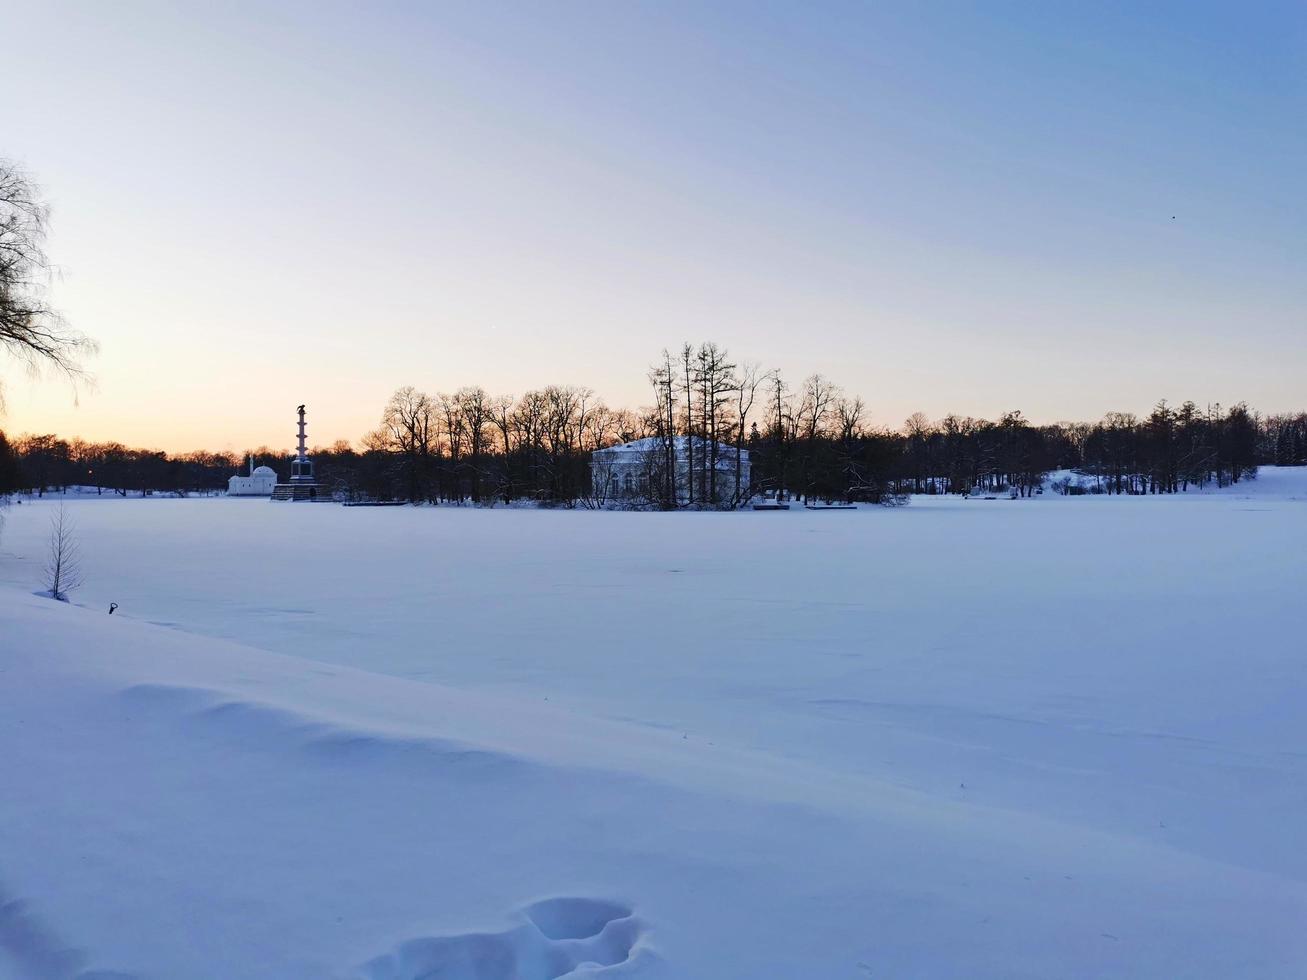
228, 457, 277, 496
590, 436, 750, 505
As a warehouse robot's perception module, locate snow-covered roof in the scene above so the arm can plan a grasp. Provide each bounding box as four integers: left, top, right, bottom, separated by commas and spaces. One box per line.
252, 466, 278, 477
594, 436, 744, 457
597, 437, 662, 454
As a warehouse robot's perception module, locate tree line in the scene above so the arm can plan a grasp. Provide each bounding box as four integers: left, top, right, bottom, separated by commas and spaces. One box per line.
0, 161, 1289, 508
0, 343, 1296, 507
0, 161, 1292, 508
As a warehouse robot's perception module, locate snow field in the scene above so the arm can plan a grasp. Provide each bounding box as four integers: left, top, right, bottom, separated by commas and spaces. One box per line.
1, 472, 1305, 977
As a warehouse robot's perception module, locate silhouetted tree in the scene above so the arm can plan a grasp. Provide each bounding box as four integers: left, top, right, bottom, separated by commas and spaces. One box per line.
1, 160, 95, 406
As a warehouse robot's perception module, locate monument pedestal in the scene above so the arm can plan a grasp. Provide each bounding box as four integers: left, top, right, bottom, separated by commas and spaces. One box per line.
271, 482, 322, 501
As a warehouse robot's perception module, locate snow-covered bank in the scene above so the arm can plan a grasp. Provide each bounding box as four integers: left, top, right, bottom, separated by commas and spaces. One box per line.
1039, 464, 1306, 499
2, 473, 1306, 977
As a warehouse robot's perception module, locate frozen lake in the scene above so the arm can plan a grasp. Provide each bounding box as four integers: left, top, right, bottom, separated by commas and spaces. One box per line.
3, 486, 1305, 869
2, 475, 1305, 977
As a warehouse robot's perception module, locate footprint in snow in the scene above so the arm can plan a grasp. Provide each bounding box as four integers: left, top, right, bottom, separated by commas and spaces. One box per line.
355, 896, 653, 979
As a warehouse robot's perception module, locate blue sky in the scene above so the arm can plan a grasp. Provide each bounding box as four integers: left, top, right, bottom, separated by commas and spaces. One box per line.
3, 1, 1304, 450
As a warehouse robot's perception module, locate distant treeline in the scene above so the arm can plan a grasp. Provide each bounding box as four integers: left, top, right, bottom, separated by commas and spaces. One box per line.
3, 344, 1303, 506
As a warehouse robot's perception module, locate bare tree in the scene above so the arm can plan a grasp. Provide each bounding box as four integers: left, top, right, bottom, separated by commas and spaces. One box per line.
796, 374, 838, 500
836, 396, 866, 442
903, 411, 933, 493
609, 407, 648, 444
1, 160, 96, 407
679, 343, 696, 505
582, 403, 618, 452
766, 370, 791, 499
731, 361, 763, 507
435, 392, 466, 499
488, 394, 517, 503
44, 503, 83, 601
511, 389, 548, 499
455, 386, 493, 502
373, 386, 436, 501
696, 342, 737, 504
648, 351, 677, 508
798, 374, 837, 443
580, 454, 619, 510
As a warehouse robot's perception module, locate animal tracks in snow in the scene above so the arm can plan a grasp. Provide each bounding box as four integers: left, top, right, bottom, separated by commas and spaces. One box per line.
356, 897, 652, 980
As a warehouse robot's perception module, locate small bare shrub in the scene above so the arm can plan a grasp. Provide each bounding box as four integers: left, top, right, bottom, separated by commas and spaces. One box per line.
44, 503, 83, 601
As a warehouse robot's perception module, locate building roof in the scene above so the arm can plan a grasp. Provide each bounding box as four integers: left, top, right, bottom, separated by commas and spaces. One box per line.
593, 436, 746, 459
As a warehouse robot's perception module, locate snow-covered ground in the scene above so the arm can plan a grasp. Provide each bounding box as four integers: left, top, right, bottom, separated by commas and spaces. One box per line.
1, 471, 1305, 978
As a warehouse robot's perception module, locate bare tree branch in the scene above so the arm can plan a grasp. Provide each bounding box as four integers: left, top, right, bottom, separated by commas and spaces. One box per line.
1, 158, 97, 408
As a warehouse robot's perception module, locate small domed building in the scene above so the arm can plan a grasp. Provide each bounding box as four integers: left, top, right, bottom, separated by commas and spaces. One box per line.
228, 457, 278, 496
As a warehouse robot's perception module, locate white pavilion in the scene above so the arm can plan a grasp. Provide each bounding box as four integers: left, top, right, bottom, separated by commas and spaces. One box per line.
590, 436, 749, 504
228, 457, 277, 496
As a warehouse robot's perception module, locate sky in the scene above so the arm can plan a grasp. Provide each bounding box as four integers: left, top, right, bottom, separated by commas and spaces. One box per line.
2, 0, 1304, 453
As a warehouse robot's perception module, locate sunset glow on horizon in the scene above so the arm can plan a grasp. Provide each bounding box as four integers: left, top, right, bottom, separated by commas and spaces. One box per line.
3, 1, 1304, 453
